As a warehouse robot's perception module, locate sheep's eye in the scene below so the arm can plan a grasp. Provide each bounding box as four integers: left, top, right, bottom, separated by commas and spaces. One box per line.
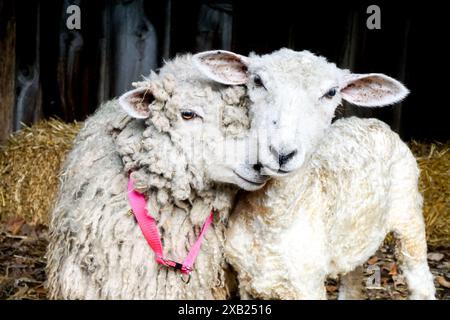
254, 75, 264, 88
181, 110, 197, 120
324, 88, 338, 99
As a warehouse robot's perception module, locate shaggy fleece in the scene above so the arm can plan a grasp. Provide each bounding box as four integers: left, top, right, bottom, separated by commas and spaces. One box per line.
46, 54, 250, 299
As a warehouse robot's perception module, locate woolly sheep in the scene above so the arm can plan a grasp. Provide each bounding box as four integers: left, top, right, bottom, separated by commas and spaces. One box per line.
45, 52, 257, 299
222, 49, 436, 300
45, 50, 303, 299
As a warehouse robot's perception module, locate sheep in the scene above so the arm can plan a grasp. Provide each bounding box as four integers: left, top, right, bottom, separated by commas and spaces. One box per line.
45, 49, 307, 299
223, 49, 436, 300
45, 52, 261, 299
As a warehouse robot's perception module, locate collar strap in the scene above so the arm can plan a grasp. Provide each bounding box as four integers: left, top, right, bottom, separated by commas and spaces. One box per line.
127, 178, 214, 275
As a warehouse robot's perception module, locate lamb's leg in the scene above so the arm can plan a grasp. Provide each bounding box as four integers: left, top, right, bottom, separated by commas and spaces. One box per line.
237, 272, 327, 300
393, 217, 436, 300
238, 288, 253, 300
338, 266, 365, 300
388, 169, 435, 298
290, 273, 327, 300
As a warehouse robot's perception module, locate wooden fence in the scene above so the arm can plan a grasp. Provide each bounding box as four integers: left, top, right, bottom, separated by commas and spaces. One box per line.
0, 0, 449, 144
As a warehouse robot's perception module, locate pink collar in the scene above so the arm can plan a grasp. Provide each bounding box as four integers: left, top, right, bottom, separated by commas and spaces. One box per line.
127, 178, 214, 279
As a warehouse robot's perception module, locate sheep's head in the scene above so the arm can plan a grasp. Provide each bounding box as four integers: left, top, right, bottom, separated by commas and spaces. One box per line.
193, 49, 409, 177
117, 62, 267, 200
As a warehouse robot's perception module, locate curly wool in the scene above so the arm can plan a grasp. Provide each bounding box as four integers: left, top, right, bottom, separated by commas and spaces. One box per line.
225, 117, 436, 300
46, 54, 250, 299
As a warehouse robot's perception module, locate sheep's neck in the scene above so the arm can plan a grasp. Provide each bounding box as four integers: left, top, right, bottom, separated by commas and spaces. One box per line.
145, 185, 237, 256
139, 186, 237, 299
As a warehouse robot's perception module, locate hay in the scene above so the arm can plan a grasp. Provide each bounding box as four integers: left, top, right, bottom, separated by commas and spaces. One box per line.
0, 119, 81, 225
0, 119, 449, 247
410, 140, 450, 248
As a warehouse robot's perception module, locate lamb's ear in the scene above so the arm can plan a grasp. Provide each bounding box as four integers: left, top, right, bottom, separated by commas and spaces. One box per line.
193, 50, 249, 85
341, 73, 409, 107
118, 87, 154, 119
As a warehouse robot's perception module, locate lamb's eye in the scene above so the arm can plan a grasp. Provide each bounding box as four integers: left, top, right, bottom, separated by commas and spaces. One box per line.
181, 110, 197, 120
324, 88, 338, 99
254, 75, 264, 88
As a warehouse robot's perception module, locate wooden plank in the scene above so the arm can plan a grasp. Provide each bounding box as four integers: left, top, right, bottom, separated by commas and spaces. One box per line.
57, 0, 84, 122
110, 0, 158, 97
97, 0, 158, 102
391, 20, 411, 136
162, 0, 171, 60
14, 0, 43, 130
0, 0, 16, 144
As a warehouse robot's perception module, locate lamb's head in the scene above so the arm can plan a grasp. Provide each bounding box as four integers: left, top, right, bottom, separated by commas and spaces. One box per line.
193, 48, 409, 176
117, 55, 267, 202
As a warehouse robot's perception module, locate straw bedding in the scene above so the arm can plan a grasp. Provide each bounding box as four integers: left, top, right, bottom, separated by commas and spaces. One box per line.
0, 119, 81, 225
0, 120, 449, 247
409, 140, 450, 247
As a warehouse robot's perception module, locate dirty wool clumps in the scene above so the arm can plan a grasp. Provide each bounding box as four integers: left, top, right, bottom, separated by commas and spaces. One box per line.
46, 54, 251, 300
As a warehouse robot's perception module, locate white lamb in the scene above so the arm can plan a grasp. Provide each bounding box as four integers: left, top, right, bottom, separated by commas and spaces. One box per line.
220, 49, 436, 300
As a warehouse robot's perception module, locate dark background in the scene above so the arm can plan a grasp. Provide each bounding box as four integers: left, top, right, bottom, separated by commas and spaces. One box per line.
0, 0, 449, 144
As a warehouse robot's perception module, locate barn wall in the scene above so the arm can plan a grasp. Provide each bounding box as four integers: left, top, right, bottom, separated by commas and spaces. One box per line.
0, 0, 16, 144
0, 0, 449, 143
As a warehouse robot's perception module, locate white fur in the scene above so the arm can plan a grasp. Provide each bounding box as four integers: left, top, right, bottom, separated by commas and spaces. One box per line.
223, 49, 435, 300
226, 117, 435, 300
215, 49, 409, 175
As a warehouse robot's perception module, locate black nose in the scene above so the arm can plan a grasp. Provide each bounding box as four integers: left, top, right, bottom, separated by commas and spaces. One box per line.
270, 146, 298, 167
278, 150, 297, 166
253, 163, 263, 171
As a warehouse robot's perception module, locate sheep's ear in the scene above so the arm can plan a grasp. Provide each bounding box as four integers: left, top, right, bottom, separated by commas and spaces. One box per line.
341, 73, 409, 107
118, 87, 154, 119
193, 50, 249, 85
